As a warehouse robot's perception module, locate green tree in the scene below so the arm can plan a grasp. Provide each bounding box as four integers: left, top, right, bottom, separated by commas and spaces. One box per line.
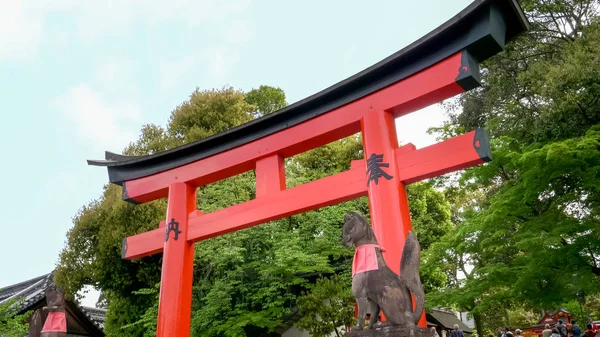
296, 273, 356, 337
245, 85, 287, 117
56, 86, 265, 336
56, 83, 454, 337
427, 0, 600, 333
0, 297, 30, 337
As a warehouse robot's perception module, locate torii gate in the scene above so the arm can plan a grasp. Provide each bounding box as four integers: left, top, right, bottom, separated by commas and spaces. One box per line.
89, 1, 528, 336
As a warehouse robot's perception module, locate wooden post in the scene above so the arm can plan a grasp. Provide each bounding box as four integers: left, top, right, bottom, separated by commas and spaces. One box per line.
361, 110, 427, 327
156, 182, 196, 337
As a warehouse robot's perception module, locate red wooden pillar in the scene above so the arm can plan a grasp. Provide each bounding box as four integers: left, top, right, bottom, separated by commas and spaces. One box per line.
361, 110, 426, 327
256, 154, 286, 197
156, 182, 196, 337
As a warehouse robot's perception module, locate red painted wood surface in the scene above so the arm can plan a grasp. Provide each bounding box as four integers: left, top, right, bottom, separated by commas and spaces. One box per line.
117, 51, 487, 337
256, 154, 286, 197
122, 52, 466, 204
186, 161, 368, 242
122, 161, 368, 260
396, 129, 485, 183
361, 110, 427, 327
121, 130, 488, 260
156, 183, 196, 337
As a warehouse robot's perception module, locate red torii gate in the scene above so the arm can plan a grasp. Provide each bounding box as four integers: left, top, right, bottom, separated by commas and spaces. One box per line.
89, 1, 527, 336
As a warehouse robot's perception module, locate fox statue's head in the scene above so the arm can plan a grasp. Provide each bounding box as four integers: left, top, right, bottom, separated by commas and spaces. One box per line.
341, 212, 378, 248
44, 286, 65, 312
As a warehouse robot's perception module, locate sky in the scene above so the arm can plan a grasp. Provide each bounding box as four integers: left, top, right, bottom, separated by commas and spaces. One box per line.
0, 0, 472, 306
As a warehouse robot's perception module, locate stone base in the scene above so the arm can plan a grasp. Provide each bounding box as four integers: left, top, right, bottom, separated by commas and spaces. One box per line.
345, 325, 430, 337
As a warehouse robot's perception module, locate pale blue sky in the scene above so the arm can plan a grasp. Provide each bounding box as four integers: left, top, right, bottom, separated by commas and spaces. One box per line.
0, 0, 471, 295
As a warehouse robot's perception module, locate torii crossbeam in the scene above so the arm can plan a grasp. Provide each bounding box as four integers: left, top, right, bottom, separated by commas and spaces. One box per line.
89, 1, 528, 336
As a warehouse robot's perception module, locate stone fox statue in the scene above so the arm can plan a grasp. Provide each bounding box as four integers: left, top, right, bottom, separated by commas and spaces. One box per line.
29, 286, 67, 337
342, 212, 425, 331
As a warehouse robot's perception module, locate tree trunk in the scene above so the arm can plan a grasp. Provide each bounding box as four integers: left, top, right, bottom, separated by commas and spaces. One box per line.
474, 312, 484, 337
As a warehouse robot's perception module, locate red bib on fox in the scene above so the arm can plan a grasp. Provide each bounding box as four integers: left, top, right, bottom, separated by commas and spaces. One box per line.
352, 244, 382, 276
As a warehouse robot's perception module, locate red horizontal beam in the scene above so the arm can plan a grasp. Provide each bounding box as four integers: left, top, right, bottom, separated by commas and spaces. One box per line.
187, 161, 368, 242
122, 161, 367, 260
396, 128, 491, 184
123, 52, 467, 204
123, 225, 164, 260
121, 129, 492, 260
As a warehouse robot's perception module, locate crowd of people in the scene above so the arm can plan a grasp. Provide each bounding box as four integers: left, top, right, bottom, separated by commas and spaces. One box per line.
430, 324, 466, 337
493, 327, 525, 337
428, 317, 599, 337
540, 319, 600, 337
491, 318, 599, 337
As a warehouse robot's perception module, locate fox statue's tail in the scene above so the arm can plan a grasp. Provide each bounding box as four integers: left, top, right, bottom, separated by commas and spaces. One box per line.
399, 231, 425, 325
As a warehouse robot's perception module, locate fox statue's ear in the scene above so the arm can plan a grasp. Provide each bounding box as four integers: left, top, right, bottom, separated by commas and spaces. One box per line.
353, 213, 370, 240
344, 214, 352, 222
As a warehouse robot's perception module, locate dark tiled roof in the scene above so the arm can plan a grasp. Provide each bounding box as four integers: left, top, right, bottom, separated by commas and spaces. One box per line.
81, 306, 107, 329
428, 308, 473, 333
0, 271, 106, 334
0, 272, 54, 310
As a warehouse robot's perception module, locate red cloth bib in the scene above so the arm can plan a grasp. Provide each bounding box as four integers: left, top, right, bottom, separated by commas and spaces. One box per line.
352, 244, 381, 276
41, 312, 67, 332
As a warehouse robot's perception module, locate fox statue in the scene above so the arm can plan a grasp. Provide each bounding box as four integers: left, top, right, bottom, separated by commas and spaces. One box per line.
29, 286, 67, 337
342, 211, 425, 331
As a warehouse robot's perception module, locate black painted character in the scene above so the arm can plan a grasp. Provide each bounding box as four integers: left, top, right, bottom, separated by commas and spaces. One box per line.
165, 218, 182, 242
366, 153, 393, 186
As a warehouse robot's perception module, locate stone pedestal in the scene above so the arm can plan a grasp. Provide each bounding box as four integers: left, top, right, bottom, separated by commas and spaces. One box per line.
345, 325, 430, 337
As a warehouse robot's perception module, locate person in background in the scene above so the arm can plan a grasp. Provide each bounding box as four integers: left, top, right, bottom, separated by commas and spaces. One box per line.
551, 328, 562, 337
431, 327, 440, 337
572, 321, 582, 337
451, 324, 465, 337
586, 324, 596, 337
588, 319, 598, 333
515, 329, 523, 337
543, 324, 554, 337
557, 320, 568, 337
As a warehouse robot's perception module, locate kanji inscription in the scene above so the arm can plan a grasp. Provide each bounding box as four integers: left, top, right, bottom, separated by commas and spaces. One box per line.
366, 153, 393, 186
164, 218, 182, 242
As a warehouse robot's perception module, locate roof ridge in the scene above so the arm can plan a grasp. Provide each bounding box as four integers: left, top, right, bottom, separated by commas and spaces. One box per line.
0, 272, 52, 298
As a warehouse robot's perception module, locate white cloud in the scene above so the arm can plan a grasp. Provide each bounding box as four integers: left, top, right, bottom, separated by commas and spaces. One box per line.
47, 0, 252, 40
44, 172, 78, 202
78, 285, 101, 307
159, 55, 198, 91
204, 47, 241, 82
159, 46, 242, 92
395, 103, 448, 148
0, 0, 252, 60
95, 59, 137, 94
0, 0, 44, 61
225, 20, 254, 45
52, 83, 142, 152
145, 0, 251, 26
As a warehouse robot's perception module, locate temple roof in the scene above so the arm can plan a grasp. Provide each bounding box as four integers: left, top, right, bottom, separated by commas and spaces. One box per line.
0, 272, 106, 335
427, 308, 473, 333
0, 272, 54, 309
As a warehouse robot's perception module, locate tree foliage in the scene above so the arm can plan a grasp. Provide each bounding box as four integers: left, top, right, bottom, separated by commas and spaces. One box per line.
427, 0, 600, 334
295, 273, 356, 337
56, 83, 454, 337
0, 298, 30, 337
